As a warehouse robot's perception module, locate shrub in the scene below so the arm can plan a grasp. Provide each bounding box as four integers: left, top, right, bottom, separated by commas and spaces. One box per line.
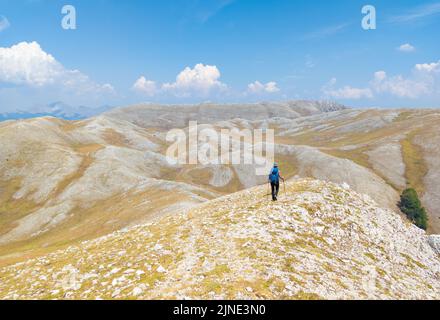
398, 188, 428, 230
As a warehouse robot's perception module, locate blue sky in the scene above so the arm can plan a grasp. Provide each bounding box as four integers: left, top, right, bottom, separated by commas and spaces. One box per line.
0, 0, 439, 113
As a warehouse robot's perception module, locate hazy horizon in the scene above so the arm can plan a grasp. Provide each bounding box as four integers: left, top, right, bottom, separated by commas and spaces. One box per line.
0, 0, 439, 114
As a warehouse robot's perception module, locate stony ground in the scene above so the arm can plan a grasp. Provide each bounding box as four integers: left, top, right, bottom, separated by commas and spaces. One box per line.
1, 179, 439, 300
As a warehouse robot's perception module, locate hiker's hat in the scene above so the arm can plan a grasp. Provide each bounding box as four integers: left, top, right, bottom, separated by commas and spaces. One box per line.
274, 162, 278, 167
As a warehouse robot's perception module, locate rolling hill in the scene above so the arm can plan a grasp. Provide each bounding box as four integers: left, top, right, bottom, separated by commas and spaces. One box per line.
1, 101, 439, 271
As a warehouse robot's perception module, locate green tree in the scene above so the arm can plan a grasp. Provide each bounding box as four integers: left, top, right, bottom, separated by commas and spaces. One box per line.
398, 188, 428, 230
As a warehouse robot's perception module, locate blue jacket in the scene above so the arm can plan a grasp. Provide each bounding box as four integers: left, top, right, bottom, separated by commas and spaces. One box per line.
269, 167, 280, 183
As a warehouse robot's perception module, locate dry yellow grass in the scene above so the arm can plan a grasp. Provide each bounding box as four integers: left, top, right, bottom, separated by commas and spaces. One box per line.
400, 130, 428, 195
0, 178, 41, 236
0, 186, 196, 267
102, 129, 128, 147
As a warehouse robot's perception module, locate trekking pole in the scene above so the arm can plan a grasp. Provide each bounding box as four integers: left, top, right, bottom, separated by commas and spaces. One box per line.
267, 182, 270, 200
283, 179, 286, 195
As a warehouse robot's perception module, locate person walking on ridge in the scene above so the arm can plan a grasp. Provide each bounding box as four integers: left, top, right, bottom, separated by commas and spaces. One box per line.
268, 163, 284, 201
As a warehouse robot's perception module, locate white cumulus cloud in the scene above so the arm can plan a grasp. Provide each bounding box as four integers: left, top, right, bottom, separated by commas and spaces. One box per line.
323, 59, 440, 101
0, 41, 117, 113
322, 78, 373, 99
415, 61, 440, 73
132, 76, 157, 96
0, 41, 63, 86
247, 81, 280, 94
398, 43, 415, 52
162, 63, 227, 97
371, 61, 440, 98
0, 41, 114, 94
371, 71, 430, 98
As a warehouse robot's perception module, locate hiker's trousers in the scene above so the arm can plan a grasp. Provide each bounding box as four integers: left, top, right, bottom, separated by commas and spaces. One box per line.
271, 182, 280, 201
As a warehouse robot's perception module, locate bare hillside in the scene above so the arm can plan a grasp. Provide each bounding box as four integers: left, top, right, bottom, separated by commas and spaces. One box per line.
0, 179, 438, 300
107, 103, 440, 232
1, 102, 440, 268
104, 101, 347, 129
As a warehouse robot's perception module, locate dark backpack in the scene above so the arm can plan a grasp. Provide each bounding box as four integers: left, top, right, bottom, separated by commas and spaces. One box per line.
269, 167, 280, 183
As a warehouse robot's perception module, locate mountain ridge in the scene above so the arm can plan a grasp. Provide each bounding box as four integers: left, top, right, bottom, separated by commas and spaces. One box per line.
0, 102, 113, 122
0, 179, 438, 300
1, 102, 440, 270
104, 100, 348, 129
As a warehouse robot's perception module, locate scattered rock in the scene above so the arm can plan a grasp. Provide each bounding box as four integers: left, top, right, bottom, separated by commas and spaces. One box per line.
0, 179, 439, 300
111, 289, 121, 298
156, 265, 166, 273
135, 270, 145, 276
428, 235, 440, 255
132, 287, 143, 296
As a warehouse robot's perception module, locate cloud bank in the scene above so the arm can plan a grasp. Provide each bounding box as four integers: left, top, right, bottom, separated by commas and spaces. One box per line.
323, 60, 440, 100
133, 64, 227, 98
0, 42, 116, 112
247, 81, 280, 94
0, 41, 114, 94
322, 78, 373, 100
133, 64, 281, 100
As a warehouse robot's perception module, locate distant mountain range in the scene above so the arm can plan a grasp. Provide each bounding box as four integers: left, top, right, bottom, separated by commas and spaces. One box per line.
0, 102, 113, 121
0, 100, 346, 122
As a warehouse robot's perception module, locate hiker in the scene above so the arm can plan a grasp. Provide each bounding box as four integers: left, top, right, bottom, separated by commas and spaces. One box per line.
268, 163, 284, 201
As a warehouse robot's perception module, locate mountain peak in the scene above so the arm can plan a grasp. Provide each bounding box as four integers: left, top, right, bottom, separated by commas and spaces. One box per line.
0, 102, 114, 121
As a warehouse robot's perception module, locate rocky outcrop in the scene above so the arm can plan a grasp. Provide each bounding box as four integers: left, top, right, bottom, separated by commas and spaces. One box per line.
428, 235, 440, 255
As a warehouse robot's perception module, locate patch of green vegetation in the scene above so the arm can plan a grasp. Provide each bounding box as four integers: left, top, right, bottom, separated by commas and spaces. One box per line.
398, 188, 428, 230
